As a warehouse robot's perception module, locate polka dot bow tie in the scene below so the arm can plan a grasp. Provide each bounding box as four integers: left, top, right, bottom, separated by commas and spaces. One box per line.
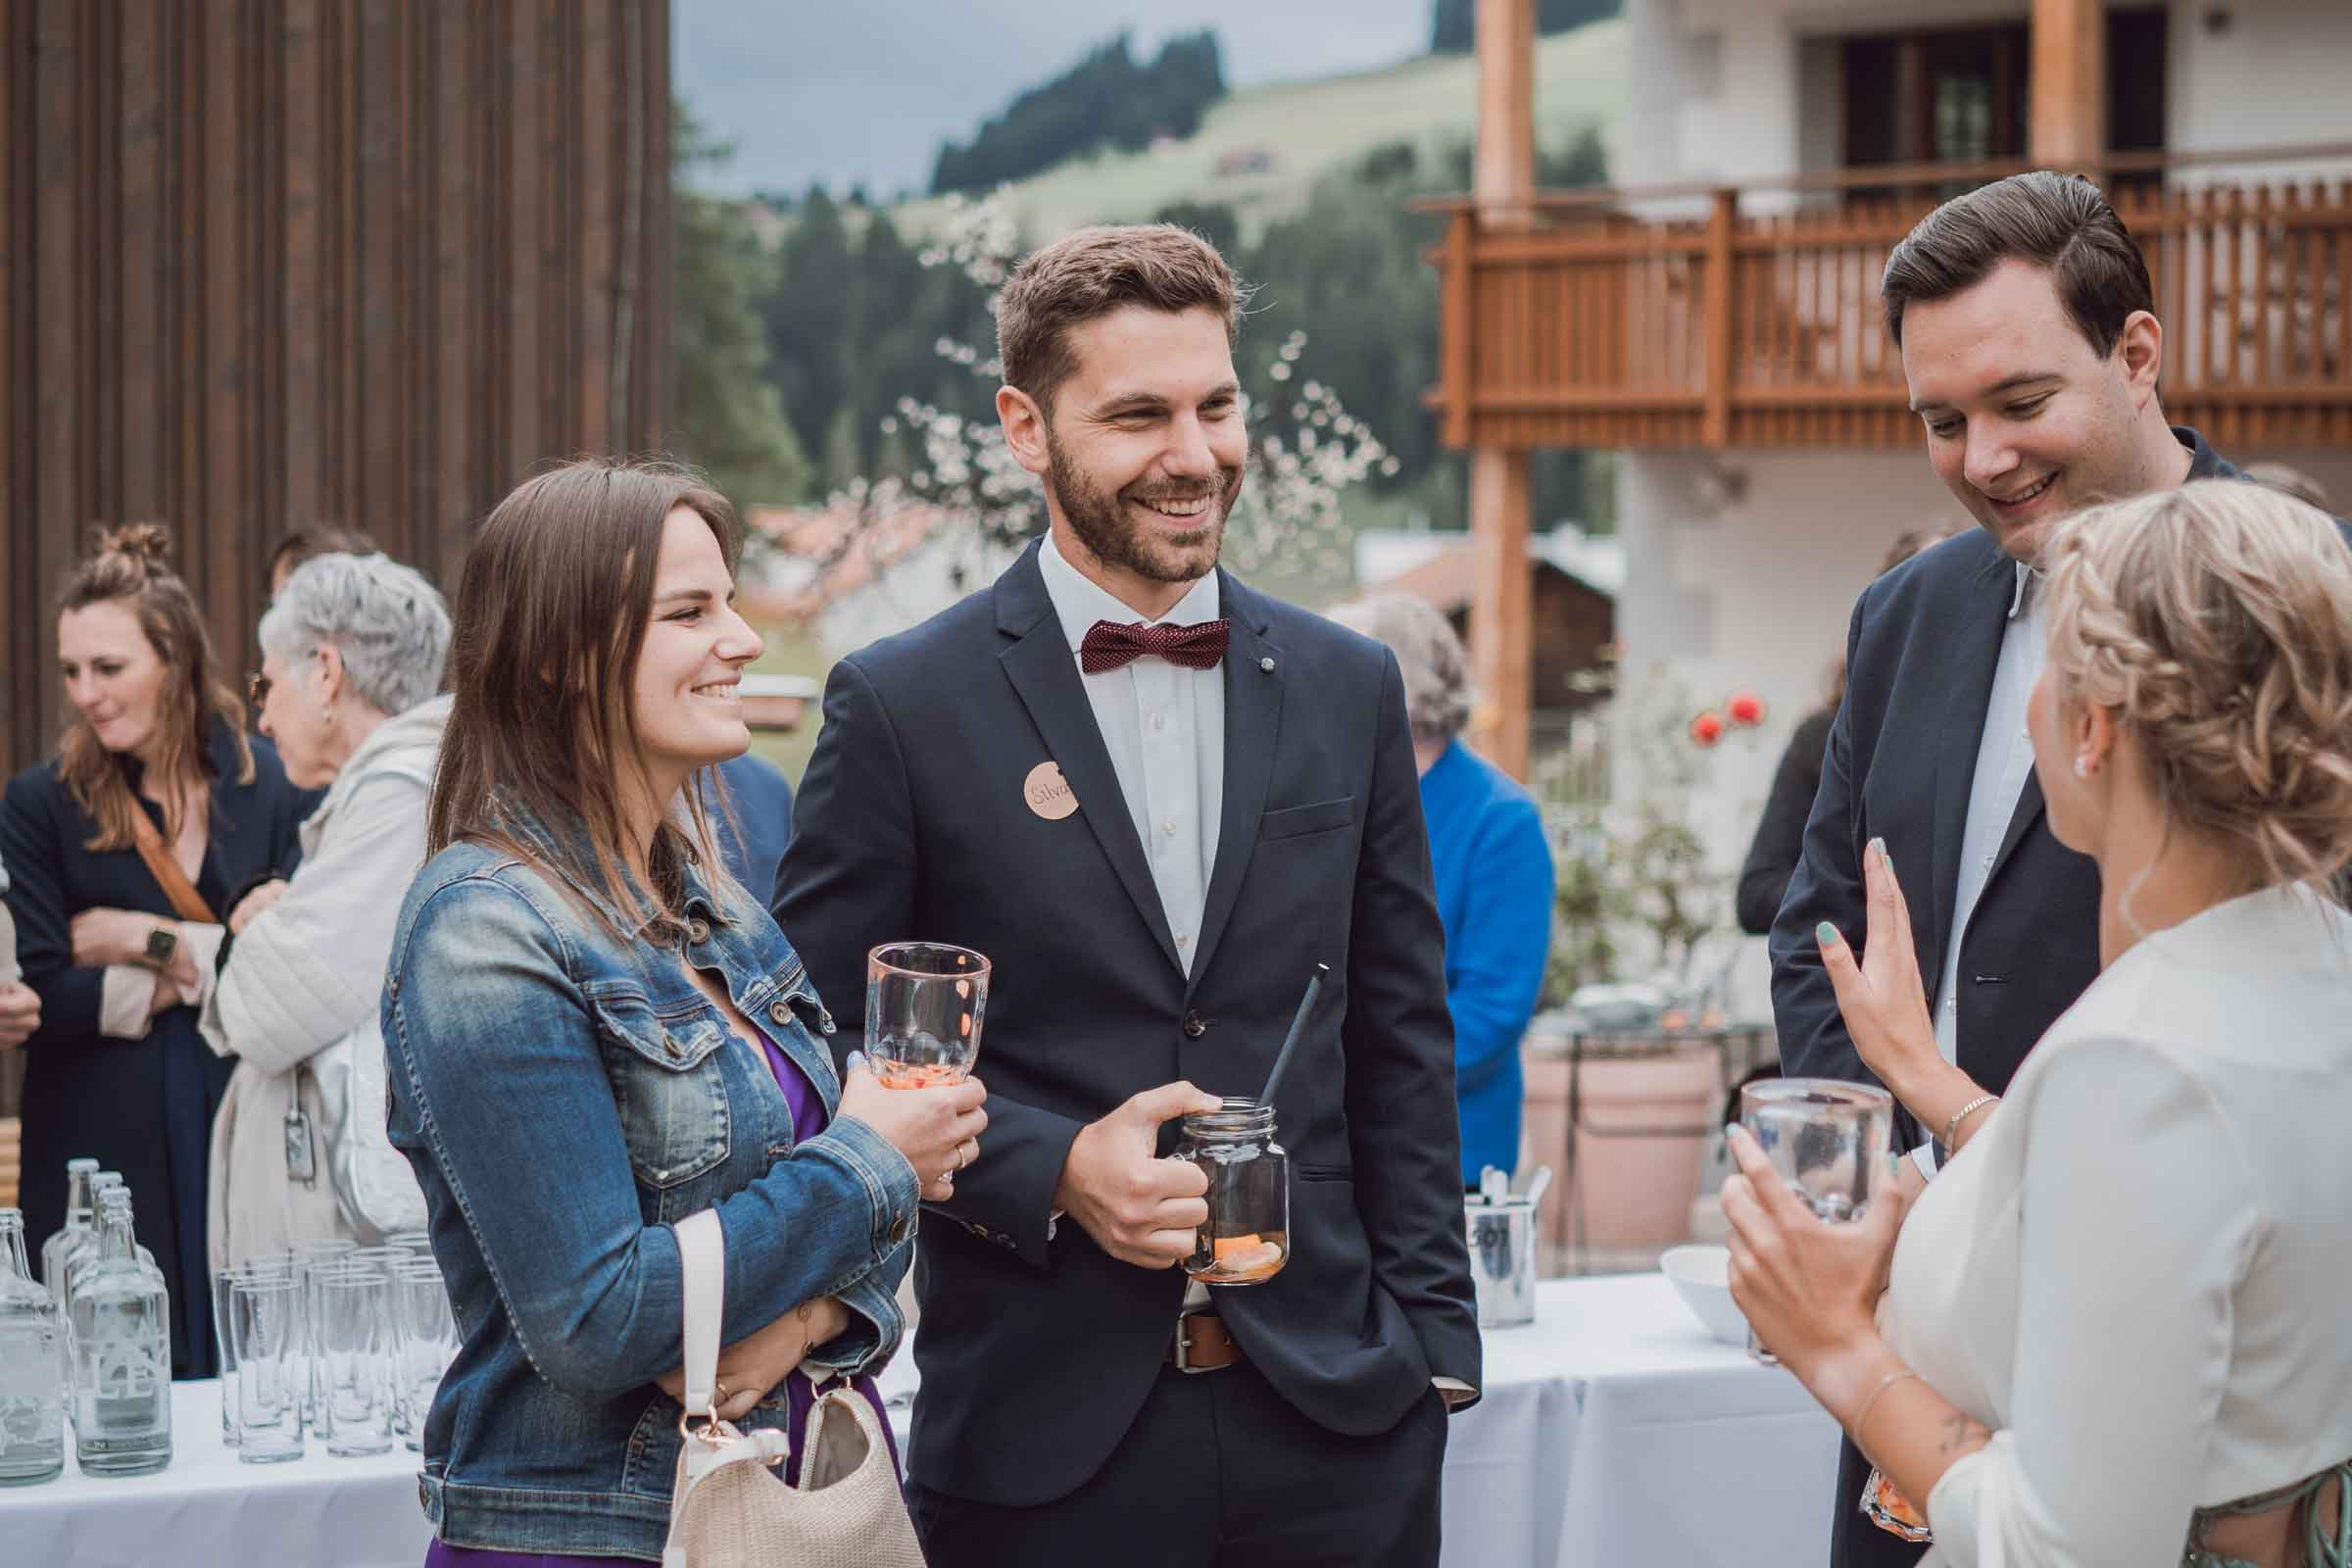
1079, 618, 1232, 674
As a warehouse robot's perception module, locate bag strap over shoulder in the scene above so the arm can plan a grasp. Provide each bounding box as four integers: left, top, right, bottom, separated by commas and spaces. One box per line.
126, 802, 219, 925
674, 1208, 725, 1420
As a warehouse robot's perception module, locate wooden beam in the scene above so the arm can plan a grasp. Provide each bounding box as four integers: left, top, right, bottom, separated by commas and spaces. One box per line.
2030, 0, 2105, 168
1467, 449, 1533, 782
1467, 0, 1536, 781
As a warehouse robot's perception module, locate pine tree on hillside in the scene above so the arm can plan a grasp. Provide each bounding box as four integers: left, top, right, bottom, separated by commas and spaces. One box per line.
931, 31, 1226, 195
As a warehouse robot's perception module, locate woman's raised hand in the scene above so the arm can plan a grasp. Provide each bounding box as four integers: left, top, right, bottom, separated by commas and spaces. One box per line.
1815, 839, 1939, 1097
836, 1054, 988, 1203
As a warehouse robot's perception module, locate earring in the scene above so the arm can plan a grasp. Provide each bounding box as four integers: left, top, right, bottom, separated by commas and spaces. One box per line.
2074, 754, 2095, 778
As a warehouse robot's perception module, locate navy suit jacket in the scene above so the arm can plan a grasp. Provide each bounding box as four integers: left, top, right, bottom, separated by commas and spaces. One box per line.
1771, 428, 2250, 1149
774, 541, 1480, 1505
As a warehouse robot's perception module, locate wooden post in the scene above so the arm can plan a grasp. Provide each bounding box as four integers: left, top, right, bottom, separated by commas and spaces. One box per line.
1700, 188, 1736, 448
1467, 0, 1536, 781
2030, 0, 2105, 169
1440, 211, 1474, 450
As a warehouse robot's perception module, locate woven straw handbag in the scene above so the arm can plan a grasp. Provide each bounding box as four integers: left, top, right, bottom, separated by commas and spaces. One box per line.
660, 1210, 926, 1568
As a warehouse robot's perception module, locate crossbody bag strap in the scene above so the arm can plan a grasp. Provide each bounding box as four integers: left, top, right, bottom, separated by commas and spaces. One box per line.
126, 802, 219, 925
674, 1208, 726, 1420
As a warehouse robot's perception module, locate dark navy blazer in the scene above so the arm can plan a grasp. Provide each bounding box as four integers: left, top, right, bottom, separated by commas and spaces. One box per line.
775, 541, 1481, 1506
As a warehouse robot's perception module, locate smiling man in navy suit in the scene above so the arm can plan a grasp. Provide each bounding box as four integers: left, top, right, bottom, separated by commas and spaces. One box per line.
1769, 172, 2278, 1566
774, 224, 1479, 1567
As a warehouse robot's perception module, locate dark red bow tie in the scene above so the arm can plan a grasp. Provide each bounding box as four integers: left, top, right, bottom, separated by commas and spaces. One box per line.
1079, 617, 1231, 674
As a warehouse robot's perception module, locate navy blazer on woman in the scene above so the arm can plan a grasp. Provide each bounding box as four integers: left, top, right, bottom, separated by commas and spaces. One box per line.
775, 542, 1481, 1507
1, 723, 316, 1377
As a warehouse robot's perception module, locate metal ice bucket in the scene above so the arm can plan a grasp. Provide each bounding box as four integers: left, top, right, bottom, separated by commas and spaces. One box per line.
1463, 1165, 1549, 1330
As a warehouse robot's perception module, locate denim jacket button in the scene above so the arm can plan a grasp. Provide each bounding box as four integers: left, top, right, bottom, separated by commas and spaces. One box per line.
662, 1034, 684, 1060
889, 1214, 909, 1244
688, 917, 710, 945
769, 1001, 791, 1026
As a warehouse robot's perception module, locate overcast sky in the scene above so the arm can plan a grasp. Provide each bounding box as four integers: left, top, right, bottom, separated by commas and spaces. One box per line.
672, 0, 1434, 199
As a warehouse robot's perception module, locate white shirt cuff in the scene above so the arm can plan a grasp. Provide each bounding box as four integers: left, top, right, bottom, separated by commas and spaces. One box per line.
99, 965, 158, 1039
178, 923, 225, 1014
1434, 1375, 1477, 1408
1910, 1142, 1940, 1181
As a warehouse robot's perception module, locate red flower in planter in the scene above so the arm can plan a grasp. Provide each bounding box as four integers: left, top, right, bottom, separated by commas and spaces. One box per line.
1726, 689, 1767, 727
1689, 710, 1726, 748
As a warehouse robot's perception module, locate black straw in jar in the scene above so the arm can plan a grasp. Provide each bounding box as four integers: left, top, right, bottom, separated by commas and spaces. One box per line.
1258, 963, 1330, 1110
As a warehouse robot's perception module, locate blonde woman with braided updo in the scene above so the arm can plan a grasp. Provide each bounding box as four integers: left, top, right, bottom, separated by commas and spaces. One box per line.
1721, 479, 2352, 1567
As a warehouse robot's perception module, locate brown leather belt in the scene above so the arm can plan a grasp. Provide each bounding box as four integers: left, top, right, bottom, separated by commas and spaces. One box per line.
1166, 1312, 1245, 1374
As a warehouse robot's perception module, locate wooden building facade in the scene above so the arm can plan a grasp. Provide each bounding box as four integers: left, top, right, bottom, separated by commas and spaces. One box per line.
1, 0, 674, 777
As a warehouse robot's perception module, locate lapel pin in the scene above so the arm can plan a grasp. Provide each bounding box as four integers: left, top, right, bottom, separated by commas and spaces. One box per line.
1258, 657, 1276, 673
1023, 760, 1079, 821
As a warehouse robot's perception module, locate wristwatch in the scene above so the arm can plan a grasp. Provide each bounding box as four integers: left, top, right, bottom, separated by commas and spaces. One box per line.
143, 923, 179, 969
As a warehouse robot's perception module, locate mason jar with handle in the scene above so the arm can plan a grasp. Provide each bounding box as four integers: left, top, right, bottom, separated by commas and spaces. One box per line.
1178, 1100, 1289, 1285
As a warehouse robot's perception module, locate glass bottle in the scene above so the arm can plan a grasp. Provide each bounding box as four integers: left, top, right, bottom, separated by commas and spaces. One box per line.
0, 1208, 66, 1485
68, 1191, 172, 1475
40, 1159, 101, 1306
1177, 1100, 1290, 1285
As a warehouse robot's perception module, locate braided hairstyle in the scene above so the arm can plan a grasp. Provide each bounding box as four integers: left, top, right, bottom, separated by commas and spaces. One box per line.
55, 522, 252, 851
2039, 479, 2352, 895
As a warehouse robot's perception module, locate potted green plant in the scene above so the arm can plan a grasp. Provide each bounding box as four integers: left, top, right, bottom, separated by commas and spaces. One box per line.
1523, 664, 1766, 1259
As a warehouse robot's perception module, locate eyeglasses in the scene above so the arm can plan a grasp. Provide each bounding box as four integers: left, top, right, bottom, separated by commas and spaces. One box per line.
247, 670, 272, 708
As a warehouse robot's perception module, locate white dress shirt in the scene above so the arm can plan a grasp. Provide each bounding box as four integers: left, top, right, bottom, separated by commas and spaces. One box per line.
1917, 563, 2044, 1178
1035, 527, 1223, 974
1881, 884, 2352, 1564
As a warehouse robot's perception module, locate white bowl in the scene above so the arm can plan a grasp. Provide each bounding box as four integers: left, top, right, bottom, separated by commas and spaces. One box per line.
1660, 1244, 1748, 1348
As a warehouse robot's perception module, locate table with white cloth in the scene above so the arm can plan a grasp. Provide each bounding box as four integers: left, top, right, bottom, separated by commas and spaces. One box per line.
5, 1272, 1839, 1568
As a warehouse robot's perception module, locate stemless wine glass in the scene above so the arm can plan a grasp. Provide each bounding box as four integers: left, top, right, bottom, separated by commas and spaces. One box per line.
388, 1262, 457, 1455
1738, 1077, 1893, 1364
864, 943, 990, 1088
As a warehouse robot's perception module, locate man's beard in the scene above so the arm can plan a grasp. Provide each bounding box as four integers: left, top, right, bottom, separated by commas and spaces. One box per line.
1046, 428, 1244, 586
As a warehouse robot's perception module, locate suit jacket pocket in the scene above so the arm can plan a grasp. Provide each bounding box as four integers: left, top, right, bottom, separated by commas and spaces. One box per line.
1259, 796, 1355, 841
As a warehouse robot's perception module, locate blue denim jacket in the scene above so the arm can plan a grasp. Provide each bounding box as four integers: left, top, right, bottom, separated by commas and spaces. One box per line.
382, 805, 918, 1560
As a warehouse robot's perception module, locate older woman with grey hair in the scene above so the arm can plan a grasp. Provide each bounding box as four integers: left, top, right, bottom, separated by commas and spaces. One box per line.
1326, 593, 1553, 1186
202, 551, 452, 1264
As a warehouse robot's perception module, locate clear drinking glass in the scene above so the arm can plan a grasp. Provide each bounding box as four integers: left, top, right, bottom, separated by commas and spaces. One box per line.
1178, 1100, 1290, 1286
1738, 1077, 1893, 1364
865, 943, 990, 1088
214, 1258, 295, 1445
388, 1264, 456, 1454
232, 1276, 306, 1463
314, 1271, 394, 1456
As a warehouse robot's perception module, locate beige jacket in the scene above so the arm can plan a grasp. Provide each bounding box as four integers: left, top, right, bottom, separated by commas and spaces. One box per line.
202, 696, 449, 1268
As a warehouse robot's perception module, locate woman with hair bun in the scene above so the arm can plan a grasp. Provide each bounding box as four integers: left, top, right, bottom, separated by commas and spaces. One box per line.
0, 523, 318, 1377
1722, 480, 2352, 1565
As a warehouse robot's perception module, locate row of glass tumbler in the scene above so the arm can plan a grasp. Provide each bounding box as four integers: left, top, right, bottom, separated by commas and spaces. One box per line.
1, 1157, 172, 1483
220, 1236, 456, 1465
0, 1156, 460, 1485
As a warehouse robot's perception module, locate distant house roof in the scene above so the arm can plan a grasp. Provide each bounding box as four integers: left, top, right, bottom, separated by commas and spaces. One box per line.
1352, 528, 1624, 610
741, 501, 961, 620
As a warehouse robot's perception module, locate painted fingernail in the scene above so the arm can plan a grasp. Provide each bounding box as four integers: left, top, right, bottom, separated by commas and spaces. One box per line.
1868, 836, 1886, 864
845, 1050, 867, 1073
1816, 920, 1839, 947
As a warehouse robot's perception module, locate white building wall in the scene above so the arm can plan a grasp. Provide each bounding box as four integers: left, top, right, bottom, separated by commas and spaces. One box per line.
2165, 0, 2352, 179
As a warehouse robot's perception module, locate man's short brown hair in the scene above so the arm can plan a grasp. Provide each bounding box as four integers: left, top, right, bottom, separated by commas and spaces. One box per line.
996, 223, 1250, 414
1881, 171, 2154, 357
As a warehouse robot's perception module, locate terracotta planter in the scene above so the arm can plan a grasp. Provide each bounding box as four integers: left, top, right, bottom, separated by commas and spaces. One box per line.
1522, 1041, 1720, 1257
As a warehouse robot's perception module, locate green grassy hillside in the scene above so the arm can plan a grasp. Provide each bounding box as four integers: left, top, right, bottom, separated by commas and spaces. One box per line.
893, 20, 1625, 242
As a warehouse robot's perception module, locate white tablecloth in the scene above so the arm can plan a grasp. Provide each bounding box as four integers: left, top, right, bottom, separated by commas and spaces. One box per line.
5, 1273, 1838, 1568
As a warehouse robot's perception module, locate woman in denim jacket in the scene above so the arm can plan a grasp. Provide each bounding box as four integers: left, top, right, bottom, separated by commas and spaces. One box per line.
383, 460, 987, 1563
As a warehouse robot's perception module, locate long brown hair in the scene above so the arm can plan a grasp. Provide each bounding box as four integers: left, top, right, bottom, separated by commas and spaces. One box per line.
57, 522, 253, 851
428, 458, 742, 934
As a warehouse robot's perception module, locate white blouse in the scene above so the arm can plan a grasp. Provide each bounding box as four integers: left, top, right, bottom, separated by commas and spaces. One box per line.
1878, 883, 2352, 1566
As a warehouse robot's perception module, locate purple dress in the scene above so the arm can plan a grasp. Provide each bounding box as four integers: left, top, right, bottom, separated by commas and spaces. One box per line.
424, 1027, 901, 1567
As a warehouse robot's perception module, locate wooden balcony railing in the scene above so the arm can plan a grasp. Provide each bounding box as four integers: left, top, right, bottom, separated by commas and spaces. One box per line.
1421, 142, 2352, 452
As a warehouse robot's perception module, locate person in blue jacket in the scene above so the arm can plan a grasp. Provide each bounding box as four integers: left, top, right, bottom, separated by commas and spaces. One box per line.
1329, 594, 1554, 1187
705, 750, 794, 902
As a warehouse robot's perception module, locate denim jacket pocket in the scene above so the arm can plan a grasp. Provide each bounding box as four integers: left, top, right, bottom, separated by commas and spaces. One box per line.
586, 985, 732, 1191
